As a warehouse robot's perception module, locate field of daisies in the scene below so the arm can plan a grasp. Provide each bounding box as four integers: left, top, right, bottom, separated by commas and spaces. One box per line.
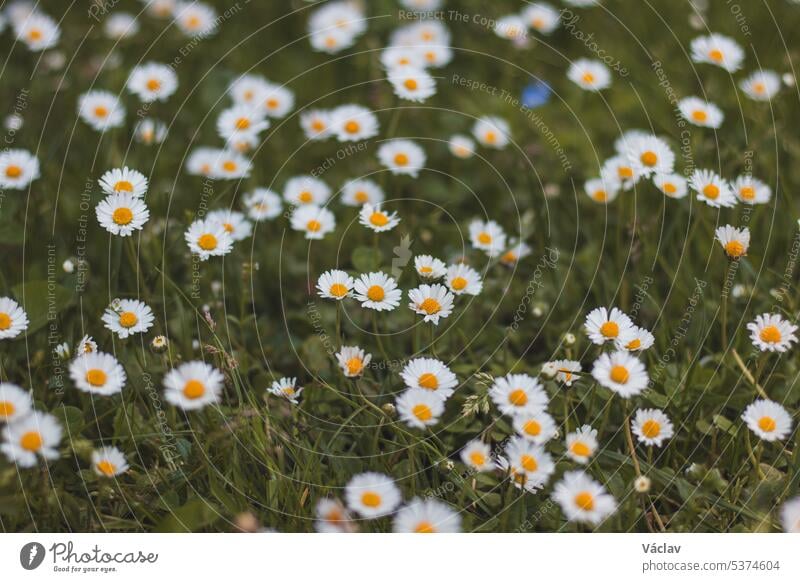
0, 0, 799, 534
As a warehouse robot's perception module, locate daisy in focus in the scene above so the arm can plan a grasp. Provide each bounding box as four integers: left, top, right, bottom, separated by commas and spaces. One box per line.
489, 373, 548, 416
625, 135, 675, 177
631, 408, 674, 447
354, 272, 402, 311
591, 350, 649, 398
565, 425, 599, 464
268, 377, 303, 404
615, 326, 655, 352
96, 193, 150, 237
414, 255, 447, 279
163, 361, 225, 410
0, 297, 29, 340
317, 269, 354, 301
99, 167, 149, 197
69, 352, 127, 396
396, 387, 445, 429
460, 439, 495, 472
469, 219, 507, 257
400, 357, 458, 398
512, 410, 557, 444
407, 283, 454, 324
714, 225, 750, 259
336, 346, 372, 378
92, 446, 129, 477
584, 307, 634, 344
377, 139, 426, 177
742, 399, 793, 442
445, 263, 482, 296
689, 169, 737, 208
102, 299, 155, 339
746, 313, 798, 353
499, 437, 555, 492
185, 218, 235, 260
359, 203, 401, 233
548, 359, 582, 386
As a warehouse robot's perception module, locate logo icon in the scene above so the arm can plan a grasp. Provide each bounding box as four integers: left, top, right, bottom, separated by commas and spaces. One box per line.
20, 542, 46, 570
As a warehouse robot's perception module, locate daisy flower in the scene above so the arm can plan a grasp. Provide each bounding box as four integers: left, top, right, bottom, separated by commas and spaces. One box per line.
173, 1, 217, 37
242, 188, 283, 221
584, 307, 634, 344
626, 135, 675, 177
228, 74, 269, 105
102, 299, 154, 339
142, 0, 177, 18
632, 408, 674, 447
310, 26, 355, 54
400, 357, 458, 398
397, 387, 445, 429
552, 470, 617, 525
354, 272, 402, 311
92, 446, 129, 477
690, 33, 744, 72
185, 218, 234, 260
216, 104, 269, 142
602, 155, 641, 190
469, 219, 507, 257
0, 149, 40, 189
715, 225, 750, 259
523, 3, 561, 34
14, 11, 60, 51
104, 12, 140, 40
550, 359, 582, 386
359, 203, 401, 232
290, 205, 336, 240
746, 313, 798, 353
163, 361, 224, 410
614, 129, 650, 154
417, 44, 453, 68
300, 109, 333, 141
414, 255, 447, 279
331, 105, 379, 142
78, 91, 125, 132
690, 169, 737, 208
377, 139, 426, 177
444, 263, 483, 296
207, 209, 252, 242
742, 399, 793, 442
95, 193, 150, 237
268, 377, 303, 404
1, 411, 62, 468
740, 70, 781, 101
127, 62, 178, 102
69, 352, 126, 395
315, 498, 354, 533
399, 0, 443, 10
489, 373, 548, 416
185, 147, 220, 177
317, 269, 354, 301
212, 150, 251, 180
0, 383, 32, 423
336, 346, 372, 378
344, 472, 402, 519
567, 58, 611, 91
283, 175, 331, 206
499, 437, 555, 491
261, 83, 295, 118
460, 439, 495, 472
99, 167, 148, 197
388, 67, 436, 102
393, 498, 461, 533
472, 116, 511, 149
653, 173, 688, 199
780, 497, 800, 533
494, 15, 527, 41
340, 178, 384, 207
591, 350, 649, 398
512, 410, 557, 444
565, 425, 599, 464
380, 46, 425, 71
500, 241, 532, 267
731, 175, 771, 205
0, 297, 29, 339
76, 335, 98, 356
615, 326, 655, 352
448, 134, 476, 159
678, 96, 724, 128
584, 176, 620, 204
308, 1, 366, 53
407, 283, 454, 324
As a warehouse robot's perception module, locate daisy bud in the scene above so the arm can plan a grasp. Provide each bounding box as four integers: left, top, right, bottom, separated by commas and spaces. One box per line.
62, 259, 75, 273
544, 183, 560, 198
532, 302, 547, 318
151, 335, 169, 353
54, 342, 70, 361
540, 362, 558, 378
634, 476, 651, 493
439, 459, 455, 473
234, 512, 260, 533
783, 73, 796, 87
564, 332, 577, 346
381, 403, 396, 417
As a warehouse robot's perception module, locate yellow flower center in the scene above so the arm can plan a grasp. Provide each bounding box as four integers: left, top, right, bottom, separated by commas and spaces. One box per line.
222, 222, 234, 233
346, 357, 363, 376
571, 441, 591, 457
118, 311, 138, 328
28, 28, 43, 41
520, 454, 538, 472
485, 131, 497, 144
298, 191, 313, 203
112, 207, 133, 225
753, 82, 765, 94
404, 78, 418, 90
641, 419, 661, 439
370, 212, 389, 227
469, 451, 486, 466
367, 285, 385, 302
759, 325, 781, 344
640, 151, 658, 166
0, 312, 11, 330
574, 491, 595, 511
523, 419, 541, 436
600, 321, 619, 338
418, 373, 439, 390
450, 276, 467, 291
419, 266, 433, 274
329, 283, 348, 297
414, 521, 435, 533
311, 119, 325, 132
20, 431, 43, 452
477, 232, 492, 245
609, 365, 629, 384
412, 403, 432, 422
593, 190, 607, 202
0, 401, 16, 419
94, 106, 109, 118
5, 165, 22, 178
692, 110, 708, 122
344, 120, 360, 134
758, 416, 776, 432
394, 153, 409, 166
198, 233, 218, 250
725, 240, 745, 258
306, 220, 322, 232
96, 460, 117, 477
146, 78, 161, 91
418, 298, 441, 314
663, 182, 676, 195
708, 49, 724, 62
740, 186, 755, 200
86, 369, 108, 387
703, 184, 720, 199
502, 251, 518, 263
626, 338, 642, 350
222, 161, 238, 172
235, 117, 251, 130
361, 492, 381, 507
581, 72, 595, 84
183, 379, 206, 399
354, 191, 368, 203
115, 180, 134, 192
508, 389, 528, 406
267, 98, 279, 110
618, 166, 633, 179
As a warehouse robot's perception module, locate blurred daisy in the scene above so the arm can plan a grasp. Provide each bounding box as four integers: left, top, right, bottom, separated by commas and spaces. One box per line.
290, 205, 336, 240
315, 498, 354, 534
566, 425, 598, 464
78, 91, 125, 132
377, 139, 426, 177
780, 497, 800, 533
731, 175, 771, 205
445, 263, 482, 296
104, 12, 140, 40
127, 62, 178, 102
500, 241, 532, 266
499, 437, 555, 491
1, 411, 62, 468
602, 155, 641, 190
317, 269, 354, 301
173, 1, 217, 37
690, 33, 744, 72
310, 26, 354, 54
340, 178, 384, 207
592, 350, 649, 398
460, 439, 495, 472
690, 169, 736, 208
359, 203, 400, 232
228, 74, 269, 106
448, 134, 476, 159
397, 387, 445, 429
626, 135, 675, 177
418, 44, 453, 68
394, 498, 461, 533
0, 297, 29, 339
584, 307, 634, 344
567, 59, 611, 91
388, 67, 436, 102
489, 373, 548, 416
217, 104, 269, 142
494, 15, 527, 41
0, 383, 32, 423
552, 471, 617, 525
164, 361, 224, 410
0, 149, 40, 189
142, 0, 177, 18
740, 70, 781, 101
469, 219, 507, 257
344, 472, 401, 519
300, 109, 333, 141
551, 359, 582, 386
523, 3, 560, 34
746, 313, 798, 353
653, 173, 688, 199
185, 218, 234, 260
76, 335, 98, 356
14, 11, 59, 51
308, 1, 366, 53
380, 46, 425, 70
70, 351, 127, 396
678, 97, 724, 128
614, 129, 650, 154
584, 176, 620, 204
354, 272, 401, 311
715, 225, 750, 259
414, 255, 447, 279
92, 446, 129, 477
283, 175, 331, 206
185, 147, 220, 177
742, 399, 792, 442
331, 105, 379, 142
336, 346, 372, 378
243, 188, 283, 221
261, 83, 295, 118
99, 167, 148, 197
407, 283, 454, 324
96, 193, 150, 237
401, 357, 458, 398
632, 408, 674, 447
102, 299, 154, 339
212, 150, 251, 180
268, 377, 303, 404
207, 209, 252, 242
513, 410, 557, 444
615, 326, 655, 352
472, 116, 511, 149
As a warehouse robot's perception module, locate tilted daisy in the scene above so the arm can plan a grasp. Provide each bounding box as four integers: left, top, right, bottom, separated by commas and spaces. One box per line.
513, 410, 557, 444
354, 272, 402, 311
164, 361, 224, 410
261, 82, 295, 118
632, 408, 674, 447
316, 269, 354, 301
207, 209, 252, 242
92, 446, 129, 477
445, 263, 483, 296
591, 350, 649, 398
414, 255, 447, 279
290, 205, 336, 240
500, 241, 532, 267
448, 134, 476, 159
565, 425, 599, 464
584, 307, 634, 344
340, 178, 384, 207
185, 218, 234, 260
99, 167, 149, 197
602, 155, 641, 190
76, 335, 98, 356
489, 373, 548, 416
690, 33, 744, 72
78, 90, 125, 132
331, 105, 379, 142
393, 498, 461, 533
552, 471, 617, 525
615, 326, 655, 352
344, 472, 402, 519
1, 411, 62, 468
173, 1, 218, 37
102, 299, 154, 339
283, 175, 331, 206
740, 70, 781, 102
499, 437, 555, 492
377, 139, 426, 177
336, 346, 372, 378
315, 498, 354, 534
550, 359, 582, 386
690, 169, 736, 208
0, 297, 29, 339
69, 352, 127, 396
523, 3, 560, 34
653, 173, 688, 199
494, 15, 527, 41
127, 62, 178, 102
397, 387, 445, 429
359, 203, 401, 232
472, 116, 511, 149
460, 439, 495, 472
584, 176, 620, 204
715, 225, 750, 259
400, 357, 458, 398
407, 283, 454, 324
780, 497, 800, 533
0, 383, 32, 423
268, 377, 303, 404
388, 67, 437, 102
742, 399, 793, 442
567, 58, 611, 91
678, 96, 724, 129
0, 149, 40, 189
14, 11, 60, 51
746, 313, 798, 353
626, 135, 675, 177
469, 219, 507, 257
216, 104, 269, 142
300, 109, 333, 141
95, 193, 150, 237
731, 175, 771, 205
242, 188, 283, 221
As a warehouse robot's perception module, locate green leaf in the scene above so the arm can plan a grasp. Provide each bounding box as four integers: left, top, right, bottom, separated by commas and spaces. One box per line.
154, 498, 219, 532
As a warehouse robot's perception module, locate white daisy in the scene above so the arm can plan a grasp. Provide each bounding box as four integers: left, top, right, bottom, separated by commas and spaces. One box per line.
445, 263, 483, 296
14, 11, 60, 51
184, 218, 234, 261
0, 297, 29, 340
316, 269, 354, 301
614, 129, 651, 154
407, 283, 454, 324
283, 175, 331, 206
499, 437, 555, 492
185, 147, 220, 177
163, 360, 224, 410
268, 377, 303, 403
523, 3, 560, 34
102, 299, 154, 339
300, 109, 333, 141
359, 203, 401, 232
104, 12, 140, 40
552, 470, 617, 525
690, 169, 737, 208
678, 96, 724, 128
489, 373, 548, 416
261, 82, 295, 118
308, 1, 366, 53
212, 150, 252, 180
380, 46, 425, 71
472, 116, 511, 149
448, 134, 476, 159
99, 167, 149, 197
513, 410, 557, 444
69, 351, 126, 396
469, 219, 507, 257
742, 399, 793, 442
714, 225, 750, 259
494, 15, 527, 41
632, 408, 674, 447
414, 255, 447, 279
591, 350, 649, 398
584, 307, 634, 344
565, 425, 599, 464
315, 498, 353, 533
500, 241, 532, 266
377, 139, 426, 177
0, 149, 39, 189
397, 387, 445, 429
615, 326, 655, 352
731, 175, 771, 204
400, 357, 458, 398
602, 155, 641, 190
460, 439, 495, 472
626, 135, 675, 177
75, 335, 98, 356
95, 193, 150, 237
0, 383, 32, 423
344, 472, 401, 519
228, 74, 269, 106
746, 313, 798, 353
393, 498, 461, 533
584, 176, 620, 204
78, 90, 125, 132
336, 346, 372, 378
740, 70, 781, 101
690, 33, 744, 72
290, 205, 336, 240
142, 0, 177, 18
567, 58, 611, 91
388, 67, 436, 102
242, 188, 283, 221
216, 104, 269, 142
92, 446, 129, 477
127, 62, 178, 102
331, 105, 379, 142
550, 359, 582, 386
340, 178, 385, 207
173, 1, 217, 37
653, 173, 688, 199
1, 411, 62, 468
354, 272, 402, 311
